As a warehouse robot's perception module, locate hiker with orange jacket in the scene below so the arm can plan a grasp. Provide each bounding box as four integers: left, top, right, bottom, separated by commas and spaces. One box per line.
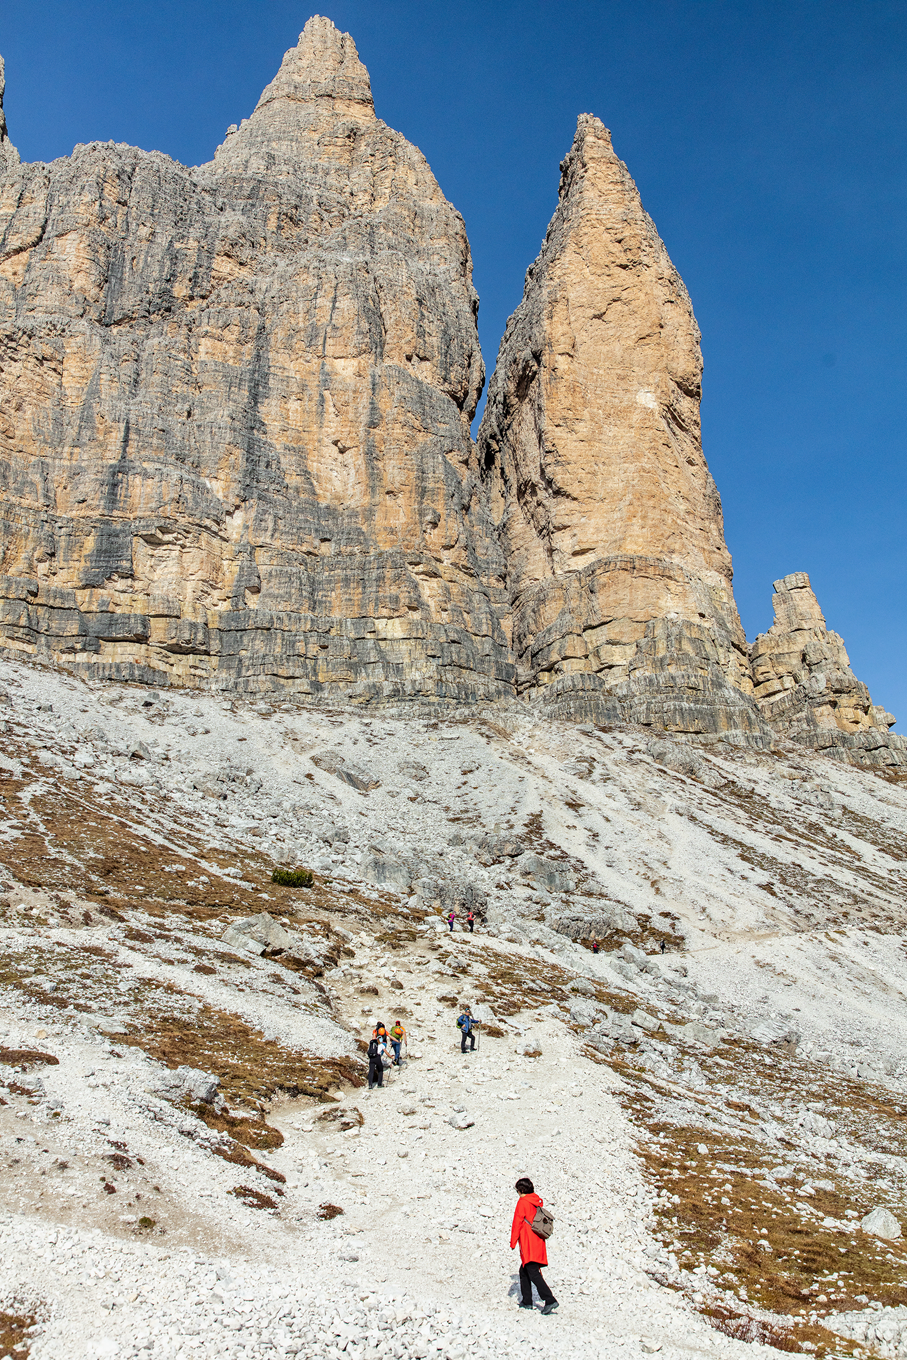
510, 1177, 559, 1313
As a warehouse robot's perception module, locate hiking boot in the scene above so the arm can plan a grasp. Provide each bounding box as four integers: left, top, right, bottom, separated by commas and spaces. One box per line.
518, 1303, 534, 1310
541, 1302, 559, 1315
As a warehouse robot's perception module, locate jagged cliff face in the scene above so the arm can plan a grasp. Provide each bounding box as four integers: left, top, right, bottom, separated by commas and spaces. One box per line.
750, 573, 904, 767
0, 30, 900, 766
0, 18, 511, 698
478, 115, 762, 740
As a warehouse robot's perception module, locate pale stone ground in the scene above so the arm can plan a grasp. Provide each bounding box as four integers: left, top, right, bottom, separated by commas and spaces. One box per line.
0, 658, 905, 1359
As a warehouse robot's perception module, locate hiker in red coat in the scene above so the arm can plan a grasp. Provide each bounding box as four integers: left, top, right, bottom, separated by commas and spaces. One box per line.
510, 1177, 559, 1313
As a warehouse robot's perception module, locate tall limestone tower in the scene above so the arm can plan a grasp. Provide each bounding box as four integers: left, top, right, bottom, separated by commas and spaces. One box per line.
0, 19, 511, 699
479, 115, 766, 741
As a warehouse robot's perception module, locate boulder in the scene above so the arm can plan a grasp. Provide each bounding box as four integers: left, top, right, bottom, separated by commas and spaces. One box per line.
221, 913, 296, 956
362, 852, 413, 892
861, 1208, 901, 1240
519, 854, 576, 894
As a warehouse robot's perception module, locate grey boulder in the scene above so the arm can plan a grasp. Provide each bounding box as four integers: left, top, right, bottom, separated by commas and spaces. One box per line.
861, 1208, 901, 1240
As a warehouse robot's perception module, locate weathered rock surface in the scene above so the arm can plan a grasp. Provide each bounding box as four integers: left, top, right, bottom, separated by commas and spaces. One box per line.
478, 114, 763, 742
0, 28, 899, 770
751, 573, 905, 767
0, 18, 511, 700
0, 57, 18, 173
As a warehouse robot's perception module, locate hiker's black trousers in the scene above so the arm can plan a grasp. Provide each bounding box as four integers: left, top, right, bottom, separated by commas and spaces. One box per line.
461, 1031, 476, 1052
368, 1059, 384, 1087
519, 1262, 556, 1306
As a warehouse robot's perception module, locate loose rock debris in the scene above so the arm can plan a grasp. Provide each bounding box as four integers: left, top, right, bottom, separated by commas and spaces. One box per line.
0, 659, 906, 1358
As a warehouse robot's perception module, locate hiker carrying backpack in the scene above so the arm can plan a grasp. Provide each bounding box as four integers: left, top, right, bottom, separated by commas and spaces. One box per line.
457, 1009, 477, 1053
367, 1032, 387, 1089
510, 1177, 558, 1314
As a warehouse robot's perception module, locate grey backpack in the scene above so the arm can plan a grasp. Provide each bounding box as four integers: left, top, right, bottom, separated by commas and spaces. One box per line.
530, 1206, 555, 1240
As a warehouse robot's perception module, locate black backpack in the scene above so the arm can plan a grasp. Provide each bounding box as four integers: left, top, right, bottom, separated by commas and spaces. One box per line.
367, 1038, 380, 1059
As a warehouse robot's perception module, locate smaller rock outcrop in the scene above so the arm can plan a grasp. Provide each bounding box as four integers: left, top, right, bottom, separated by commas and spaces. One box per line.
751, 573, 904, 767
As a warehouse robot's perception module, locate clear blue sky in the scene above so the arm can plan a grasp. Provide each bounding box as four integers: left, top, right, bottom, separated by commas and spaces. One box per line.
4, 1, 905, 723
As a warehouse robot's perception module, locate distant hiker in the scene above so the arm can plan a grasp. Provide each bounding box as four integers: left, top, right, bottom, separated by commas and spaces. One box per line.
467, 910, 475, 933
659, 939, 666, 954
367, 1030, 388, 1089
447, 910, 456, 932
389, 1020, 407, 1066
457, 1007, 477, 1053
511, 1177, 558, 1314
591, 940, 600, 955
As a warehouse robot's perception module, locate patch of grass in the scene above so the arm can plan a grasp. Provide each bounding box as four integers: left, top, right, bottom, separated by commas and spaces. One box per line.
0, 1311, 37, 1356
211, 1138, 285, 1184
317, 1202, 344, 1220
615, 1037, 907, 1355
0, 1048, 59, 1068
185, 1100, 283, 1150
117, 1000, 363, 1106
137, 1216, 156, 1230
271, 868, 314, 888
230, 1185, 278, 1211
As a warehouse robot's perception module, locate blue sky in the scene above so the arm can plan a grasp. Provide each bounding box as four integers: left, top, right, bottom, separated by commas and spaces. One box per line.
4, 1, 905, 722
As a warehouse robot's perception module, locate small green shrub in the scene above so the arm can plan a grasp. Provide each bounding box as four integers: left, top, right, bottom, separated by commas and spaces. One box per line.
271, 868, 314, 888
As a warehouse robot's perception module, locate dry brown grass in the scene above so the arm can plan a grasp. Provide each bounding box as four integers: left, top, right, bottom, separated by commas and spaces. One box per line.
184, 1100, 283, 1150
117, 1002, 363, 1108
0, 1311, 36, 1357
612, 1035, 907, 1356
229, 1185, 278, 1211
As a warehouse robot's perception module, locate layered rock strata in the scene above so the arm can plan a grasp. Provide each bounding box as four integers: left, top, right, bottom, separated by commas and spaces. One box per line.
0, 18, 511, 699
0, 30, 900, 767
751, 573, 904, 768
478, 115, 766, 742
0, 57, 18, 173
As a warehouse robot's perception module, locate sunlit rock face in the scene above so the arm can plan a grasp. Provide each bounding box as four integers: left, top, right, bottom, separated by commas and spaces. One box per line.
750, 573, 904, 767
478, 114, 764, 741
0, 18, 511, 699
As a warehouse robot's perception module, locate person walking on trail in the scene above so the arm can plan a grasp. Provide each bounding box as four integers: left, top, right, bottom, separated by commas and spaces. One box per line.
447, 909, 456, 932
510, 1177, 558, 1314
389, 1020, 407, 1066
466, 909, 475, 933
367, 1025, 389, 1089
660, 938, 667, 954
591, 940, 600, 955
457, 1007, 478, 1053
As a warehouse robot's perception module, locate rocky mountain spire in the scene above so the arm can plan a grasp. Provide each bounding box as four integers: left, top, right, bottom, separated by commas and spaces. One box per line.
212, 16, 374, 171
479, 114, 762, 741
0, 55, 20, 171
0, 20, 504, 701
750, 572, 902, 764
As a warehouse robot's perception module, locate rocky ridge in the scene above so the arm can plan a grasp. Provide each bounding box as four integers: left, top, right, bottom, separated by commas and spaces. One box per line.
0, 20, 901, 769
478, 114, 757, 744
750, 573, 901, 765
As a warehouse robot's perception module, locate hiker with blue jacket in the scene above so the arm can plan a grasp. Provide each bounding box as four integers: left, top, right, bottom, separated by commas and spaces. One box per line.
457, 1006, 478, 1053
